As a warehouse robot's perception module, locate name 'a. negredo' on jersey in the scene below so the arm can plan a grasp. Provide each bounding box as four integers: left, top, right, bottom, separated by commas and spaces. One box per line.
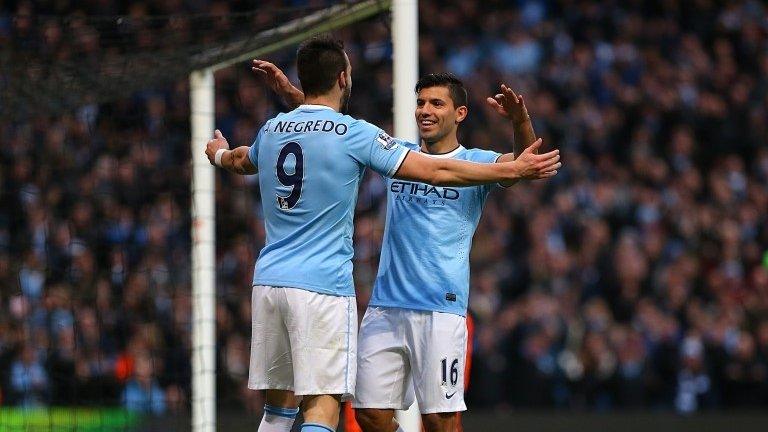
370, 141, 503, 316
248, 104, 409, 296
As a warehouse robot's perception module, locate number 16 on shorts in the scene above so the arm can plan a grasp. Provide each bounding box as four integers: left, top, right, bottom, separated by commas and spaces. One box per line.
441, 357, 459, 389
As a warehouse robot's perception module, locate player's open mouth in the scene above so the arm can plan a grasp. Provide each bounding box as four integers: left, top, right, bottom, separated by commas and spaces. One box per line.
419, 119, 437, 128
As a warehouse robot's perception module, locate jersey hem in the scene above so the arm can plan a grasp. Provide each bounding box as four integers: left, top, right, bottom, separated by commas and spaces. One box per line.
351, 402, 411, 410
247, 383, 294, 391
366, 301, 467, 317
253, 279, 355, 297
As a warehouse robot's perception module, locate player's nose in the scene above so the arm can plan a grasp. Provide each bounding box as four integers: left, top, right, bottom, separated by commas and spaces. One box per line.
419, 107, 436, 118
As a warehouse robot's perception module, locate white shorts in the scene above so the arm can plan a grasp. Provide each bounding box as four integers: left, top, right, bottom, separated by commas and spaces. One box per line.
352, 307, 467, 414
248, 285, 357, 401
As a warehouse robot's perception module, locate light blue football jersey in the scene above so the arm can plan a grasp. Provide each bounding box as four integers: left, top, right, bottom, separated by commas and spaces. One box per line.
369, 141, 502, 316
248, 104, 409, 296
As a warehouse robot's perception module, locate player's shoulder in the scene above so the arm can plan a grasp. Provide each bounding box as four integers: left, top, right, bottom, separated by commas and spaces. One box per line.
337, 116, 413, 154
396, 139, 420, 151
341, 115, 378, 133
461, 147, 501, 164
340, 116, 398, 147
340, 115, 415, 150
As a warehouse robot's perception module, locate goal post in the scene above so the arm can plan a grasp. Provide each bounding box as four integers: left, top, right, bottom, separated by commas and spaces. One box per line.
190, 68, 216, 432
187, 1, 416, 431
1, 0, 416, 430
392, 1, 421, 430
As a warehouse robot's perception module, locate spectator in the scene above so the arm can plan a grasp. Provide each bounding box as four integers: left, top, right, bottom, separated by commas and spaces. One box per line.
1, 0, 767, 413
121, 353, 166, 415
9, 344, 48, 407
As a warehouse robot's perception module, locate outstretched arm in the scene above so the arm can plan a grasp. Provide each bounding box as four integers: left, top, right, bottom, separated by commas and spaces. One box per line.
205, 130, 257, 175
394, 138, 560, 186
252, 64, 561, 186
487, 84, 541, 186
253, 60, 304, 109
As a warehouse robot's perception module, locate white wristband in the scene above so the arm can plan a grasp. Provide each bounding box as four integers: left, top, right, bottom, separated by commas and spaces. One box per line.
214, 148, 227, 167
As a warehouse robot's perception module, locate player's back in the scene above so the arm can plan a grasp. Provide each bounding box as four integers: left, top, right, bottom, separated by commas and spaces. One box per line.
249, 104, 407, 296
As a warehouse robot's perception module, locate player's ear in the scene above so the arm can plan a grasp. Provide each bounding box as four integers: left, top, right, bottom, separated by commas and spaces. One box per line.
338, 70, 349, 90
455, 105, 468, 124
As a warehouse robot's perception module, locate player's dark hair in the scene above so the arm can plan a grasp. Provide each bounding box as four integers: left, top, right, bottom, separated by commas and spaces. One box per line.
415, 72, 468, 108
296, 35, 348, 96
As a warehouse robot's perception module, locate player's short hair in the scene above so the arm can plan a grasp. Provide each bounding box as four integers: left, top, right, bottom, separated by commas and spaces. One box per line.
415, 73, 468, 108
296, 35, 348, 96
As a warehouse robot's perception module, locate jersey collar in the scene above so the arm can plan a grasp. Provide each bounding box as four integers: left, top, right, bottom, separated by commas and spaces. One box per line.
420, 145, 465, 159
297, 104, 335, 111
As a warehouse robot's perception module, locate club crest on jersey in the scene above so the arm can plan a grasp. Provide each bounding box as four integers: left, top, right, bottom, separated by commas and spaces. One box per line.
376, 132, 398, 150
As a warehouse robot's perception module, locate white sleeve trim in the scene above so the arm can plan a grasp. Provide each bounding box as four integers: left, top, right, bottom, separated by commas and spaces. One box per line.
387, 148, 410, 178
247, 145, 259, 172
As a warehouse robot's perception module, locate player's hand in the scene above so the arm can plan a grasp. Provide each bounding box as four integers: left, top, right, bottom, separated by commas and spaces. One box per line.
486, 84, 530, 124
252, 59, 305, 108
205, 129, 229, 166
509, 138, 560, 179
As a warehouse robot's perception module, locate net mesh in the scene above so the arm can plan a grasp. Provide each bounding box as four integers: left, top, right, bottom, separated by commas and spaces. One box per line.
0, 1, 392, 430
1, 0, 390, 121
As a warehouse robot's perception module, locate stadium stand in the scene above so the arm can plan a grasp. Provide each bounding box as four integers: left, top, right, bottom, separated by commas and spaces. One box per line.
1, 0, 767, 415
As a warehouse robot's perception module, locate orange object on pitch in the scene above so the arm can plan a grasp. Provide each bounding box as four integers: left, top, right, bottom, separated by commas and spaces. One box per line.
343, 401, 363, 432
456, 314, 475, 432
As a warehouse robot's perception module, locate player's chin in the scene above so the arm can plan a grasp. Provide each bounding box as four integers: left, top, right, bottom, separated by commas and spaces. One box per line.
418, 126, 438, 138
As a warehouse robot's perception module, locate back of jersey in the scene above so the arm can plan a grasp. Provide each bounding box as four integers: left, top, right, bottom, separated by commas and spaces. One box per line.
248, 104, 408, 296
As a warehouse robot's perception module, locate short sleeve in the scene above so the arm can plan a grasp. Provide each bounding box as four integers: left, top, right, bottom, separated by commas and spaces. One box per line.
247, 124, 268, 168
347, 121, 410, 178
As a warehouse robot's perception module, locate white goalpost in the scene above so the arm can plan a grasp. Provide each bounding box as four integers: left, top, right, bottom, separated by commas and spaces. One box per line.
190, 68, 217, 432
391, 0, 421, 430
393, 0, 419, 144
188, 1, 418, 431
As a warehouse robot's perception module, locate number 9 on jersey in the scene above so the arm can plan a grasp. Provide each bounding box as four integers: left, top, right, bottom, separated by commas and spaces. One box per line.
276, 141, 304, 210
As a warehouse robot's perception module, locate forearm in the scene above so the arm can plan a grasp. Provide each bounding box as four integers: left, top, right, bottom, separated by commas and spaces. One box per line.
513, 116, 537, 156
500, 117, 538, 187
283, 88, 304, 109
431, 158, 519, 186
220, 146, 257, 175
394, 151, 548, 186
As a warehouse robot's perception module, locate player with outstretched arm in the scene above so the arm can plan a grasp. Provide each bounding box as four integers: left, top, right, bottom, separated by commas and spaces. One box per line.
206, 36, 560, 432
355, 74, 539, 432
256, 62, 545, 431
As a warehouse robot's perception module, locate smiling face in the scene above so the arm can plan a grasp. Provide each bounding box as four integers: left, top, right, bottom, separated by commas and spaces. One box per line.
415, 86, 467, 144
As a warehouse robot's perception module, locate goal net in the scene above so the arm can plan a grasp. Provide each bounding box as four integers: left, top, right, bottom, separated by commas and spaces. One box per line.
0, 1, 395, 431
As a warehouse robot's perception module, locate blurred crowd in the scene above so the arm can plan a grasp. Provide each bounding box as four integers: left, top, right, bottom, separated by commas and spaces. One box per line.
1, 0, 768, 416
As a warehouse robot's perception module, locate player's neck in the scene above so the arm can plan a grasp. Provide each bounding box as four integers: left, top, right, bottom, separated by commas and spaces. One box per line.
420, 135, 460, 155
303, 93, 342, 112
